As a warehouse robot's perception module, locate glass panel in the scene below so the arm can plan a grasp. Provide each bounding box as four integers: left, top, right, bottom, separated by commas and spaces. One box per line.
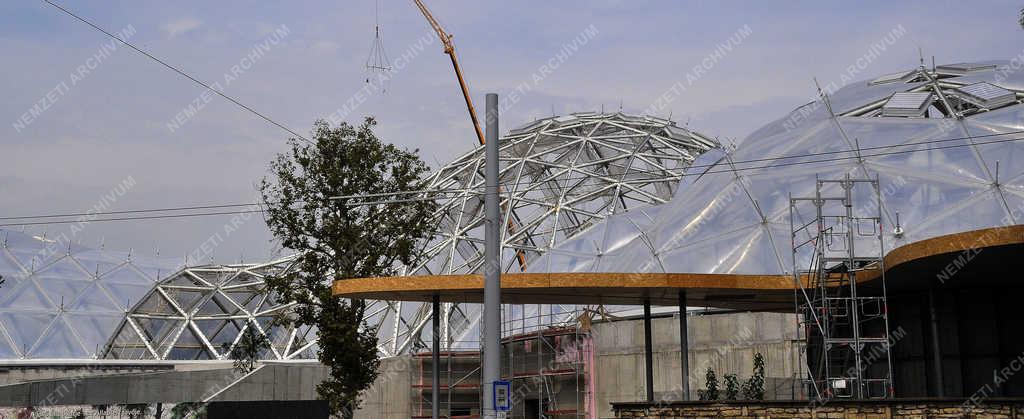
869, 170, 994, 243
101, 265, 152, 285
166, 325, 211, 360
224, 289, 261, 315
905, 187, 1008, 242
152, 321, 187, 359
33, 256, 89, 281
64, 313, 123, 357
30, 317, 88, 358
136, 317, 184, 350
0, 330, 18, 359
0, 312, 54, 354
0, 249, 26, 280
106, 321, 152, 360
101, 282, 154, 311
73, 249, 129, 277
39, 278, 92, 311
658, 225, 769, 275
164, 289, 208, 313
0, 280, 54, 310
203, 319, 243, 350
67, 283, 120, 313
135, 292, 177, 316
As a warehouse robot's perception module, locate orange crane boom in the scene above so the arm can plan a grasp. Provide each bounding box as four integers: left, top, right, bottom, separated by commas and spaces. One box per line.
412, 0, 486, 146
411, 0, 527, 270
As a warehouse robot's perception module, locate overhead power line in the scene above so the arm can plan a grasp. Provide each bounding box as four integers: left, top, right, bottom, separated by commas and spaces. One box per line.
0, 202, 265, 221
4, 129, 1024, 226
40, 0, 312, 144
0, 210, 267, 227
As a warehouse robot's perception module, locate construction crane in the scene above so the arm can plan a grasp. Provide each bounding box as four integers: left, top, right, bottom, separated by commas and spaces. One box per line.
411, 0, 528, 270
412, 0, 486, 146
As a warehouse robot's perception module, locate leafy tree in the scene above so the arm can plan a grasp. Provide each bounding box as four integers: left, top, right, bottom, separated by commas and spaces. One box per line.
260, 118, 437, 417
724, 374, 740, 400
703, 368, 719, 400
742, 352, 766, 400
224, 323, 270, 373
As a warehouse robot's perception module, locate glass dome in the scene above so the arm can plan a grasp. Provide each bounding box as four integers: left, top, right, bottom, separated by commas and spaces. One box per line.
527, 60, 1024, 279
0, 230, 179, 358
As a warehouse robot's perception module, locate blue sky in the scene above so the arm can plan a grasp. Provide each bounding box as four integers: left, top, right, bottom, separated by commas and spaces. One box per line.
2, 0, 1022, 262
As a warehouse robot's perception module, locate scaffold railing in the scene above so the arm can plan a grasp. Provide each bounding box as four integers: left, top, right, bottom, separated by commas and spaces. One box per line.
790, 174, 894, 401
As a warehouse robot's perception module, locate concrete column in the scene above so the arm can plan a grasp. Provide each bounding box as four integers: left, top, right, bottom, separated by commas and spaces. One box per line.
678, 290, 690, 400
644, 299, 654, 402
927, 288, 944, 397
432, 295, 441, 419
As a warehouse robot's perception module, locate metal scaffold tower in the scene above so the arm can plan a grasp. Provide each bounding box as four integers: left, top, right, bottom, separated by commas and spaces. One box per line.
790, 175, 894, 400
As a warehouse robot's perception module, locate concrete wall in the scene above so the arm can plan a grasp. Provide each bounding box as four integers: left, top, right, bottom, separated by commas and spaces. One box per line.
591, 312, 802, 418
355, 356, 412, 419
0, 312, 803, 419
0, 362, 327, 407
0, 364, 175, 386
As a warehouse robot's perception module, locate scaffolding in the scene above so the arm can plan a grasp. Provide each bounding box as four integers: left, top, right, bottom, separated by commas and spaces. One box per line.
411, 305, 591, 419
790, 175, 894, 400
502, 308, 589, 419
413, 350, 481, 419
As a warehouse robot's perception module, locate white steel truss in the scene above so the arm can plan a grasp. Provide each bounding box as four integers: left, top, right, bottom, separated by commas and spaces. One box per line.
100, 112, 717, 360
397, 112, 717, 352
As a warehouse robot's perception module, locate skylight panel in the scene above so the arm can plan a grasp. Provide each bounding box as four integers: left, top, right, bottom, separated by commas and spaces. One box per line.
955, 82, 1016, 109
881, 92, 934, 117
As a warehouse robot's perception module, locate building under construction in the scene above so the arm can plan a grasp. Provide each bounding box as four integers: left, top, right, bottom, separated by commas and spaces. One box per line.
336, 59, 1024, 417
1, 59, 1024, 417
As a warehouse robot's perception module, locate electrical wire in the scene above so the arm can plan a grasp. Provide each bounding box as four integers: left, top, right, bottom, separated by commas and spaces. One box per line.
4, 130, 1024, 226
0, 202, 267, 221
0, 210, 267, 227
40, 0, 313, 144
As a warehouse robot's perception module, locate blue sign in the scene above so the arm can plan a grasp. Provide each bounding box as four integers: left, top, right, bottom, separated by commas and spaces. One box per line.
493, 380, 511, 411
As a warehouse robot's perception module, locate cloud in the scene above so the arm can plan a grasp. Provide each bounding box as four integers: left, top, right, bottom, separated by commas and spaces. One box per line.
161, 17, 202, 39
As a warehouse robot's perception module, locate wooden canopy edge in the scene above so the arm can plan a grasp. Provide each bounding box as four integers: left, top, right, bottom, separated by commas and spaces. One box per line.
332, 271, 795, 295
331, 224, 1024, 305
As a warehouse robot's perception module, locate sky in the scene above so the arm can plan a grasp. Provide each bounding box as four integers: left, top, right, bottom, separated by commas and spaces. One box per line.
2, 0, 1023, 263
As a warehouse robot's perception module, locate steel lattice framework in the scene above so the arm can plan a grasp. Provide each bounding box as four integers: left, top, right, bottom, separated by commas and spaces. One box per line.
102, 257, 321, 360
381, 112, 718, 354
414, 112, 718, 275
102, 112, 716, 360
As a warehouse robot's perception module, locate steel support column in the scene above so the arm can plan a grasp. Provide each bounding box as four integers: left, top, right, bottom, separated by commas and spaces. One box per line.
432, 295, 441, 419
482, 93, 501, 418
678, 290, 690, 400
928, 287, 945, 397
644, 298, 654, 402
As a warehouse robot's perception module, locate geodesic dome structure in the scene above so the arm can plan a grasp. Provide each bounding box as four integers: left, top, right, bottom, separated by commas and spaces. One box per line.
102, 257, 320, 361
365, 113, 718, 354
527, 60, 1024, 279
412, 112, 718, 275
0, 230, 177, 359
